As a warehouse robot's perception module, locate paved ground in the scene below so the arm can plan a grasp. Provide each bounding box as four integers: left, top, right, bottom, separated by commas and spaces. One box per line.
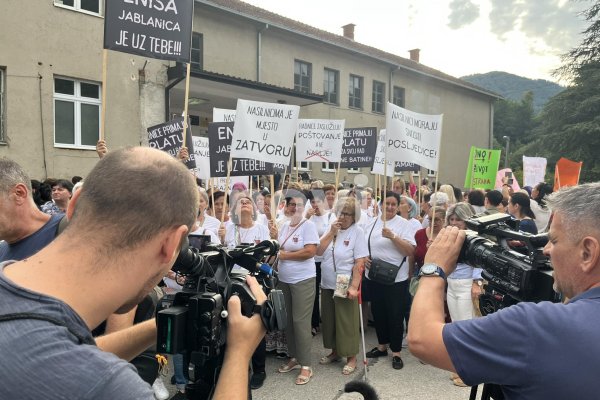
162, 326, 475, 400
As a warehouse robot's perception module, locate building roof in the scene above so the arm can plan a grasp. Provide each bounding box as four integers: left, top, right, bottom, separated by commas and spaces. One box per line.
198, 0, 502, 100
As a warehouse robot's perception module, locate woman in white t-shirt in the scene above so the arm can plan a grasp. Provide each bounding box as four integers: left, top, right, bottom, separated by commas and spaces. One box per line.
220, 195, 273, 248
363, 191, 416, 370
190, 188, 221, 242
276, 190, 320, 385
316, 197, 368, 375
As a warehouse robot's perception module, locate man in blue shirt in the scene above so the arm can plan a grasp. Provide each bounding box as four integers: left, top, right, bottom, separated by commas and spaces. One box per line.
409, 182, 600, 400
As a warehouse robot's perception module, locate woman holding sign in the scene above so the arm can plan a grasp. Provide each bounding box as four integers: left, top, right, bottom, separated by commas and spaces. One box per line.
363, 192, 416, 370
276, 190, 320, 385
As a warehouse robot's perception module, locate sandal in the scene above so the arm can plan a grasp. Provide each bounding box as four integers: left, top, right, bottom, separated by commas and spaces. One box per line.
278, 358, 301, 373
295, 366, 313, 385
319, 354, 341, 365
342, 363, 356, 375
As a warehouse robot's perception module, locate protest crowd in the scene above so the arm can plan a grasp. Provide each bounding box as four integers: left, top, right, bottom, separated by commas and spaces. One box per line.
3, 130, 600, 400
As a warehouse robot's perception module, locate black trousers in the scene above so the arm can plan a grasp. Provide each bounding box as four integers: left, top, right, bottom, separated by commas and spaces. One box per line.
370, 279, 410, 353
251, 337, 266, 373
311, 262, 322, 328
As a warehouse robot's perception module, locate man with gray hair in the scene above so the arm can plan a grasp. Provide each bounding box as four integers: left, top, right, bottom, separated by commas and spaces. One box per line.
0, 158, 64, 261
409, 182, 600, 399
0, 148, 267, 399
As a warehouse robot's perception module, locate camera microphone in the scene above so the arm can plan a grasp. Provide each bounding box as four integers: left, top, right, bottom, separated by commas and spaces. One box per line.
259, 262, 277, 278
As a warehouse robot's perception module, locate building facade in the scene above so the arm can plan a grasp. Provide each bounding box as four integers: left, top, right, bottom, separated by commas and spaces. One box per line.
0, 0, 499, 187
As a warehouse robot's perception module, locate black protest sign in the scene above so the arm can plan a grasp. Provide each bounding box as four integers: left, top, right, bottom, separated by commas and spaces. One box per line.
395, 161, 421, 173
104, 0, 193, 63
340, 127, 378, 168
147, 117, 195, 169
208, 122, 274, 177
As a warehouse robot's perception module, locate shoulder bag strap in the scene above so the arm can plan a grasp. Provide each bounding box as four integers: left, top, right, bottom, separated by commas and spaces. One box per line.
367, 218, 378, 258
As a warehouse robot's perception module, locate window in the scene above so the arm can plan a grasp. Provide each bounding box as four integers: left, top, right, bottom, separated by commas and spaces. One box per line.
0, 68, 5, 143
372, 81, 385, 113
54, 77, 101, 148
294, 60, 312, 93
427, 169, 436, 177
54, 0, 102, 15
322, 162, 336, 172
323, 68, 339, 104
393, 86, 406, 107
348, 167, 360, 173
348, 74, 363, 109
191, 33, 203, 71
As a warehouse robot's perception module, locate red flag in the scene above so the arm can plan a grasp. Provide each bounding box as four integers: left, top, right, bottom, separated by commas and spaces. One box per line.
554, 157, 583, 191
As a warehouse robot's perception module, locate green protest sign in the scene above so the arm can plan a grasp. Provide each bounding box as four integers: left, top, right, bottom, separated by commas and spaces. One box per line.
464, 146, 501, 189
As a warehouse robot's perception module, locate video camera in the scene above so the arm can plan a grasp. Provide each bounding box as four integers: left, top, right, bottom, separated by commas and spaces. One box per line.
156, 237, 285, 400
460, 213, 561, 315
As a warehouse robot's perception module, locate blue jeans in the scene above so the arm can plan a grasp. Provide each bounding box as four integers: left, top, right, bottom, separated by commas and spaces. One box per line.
173, 353, 187, 390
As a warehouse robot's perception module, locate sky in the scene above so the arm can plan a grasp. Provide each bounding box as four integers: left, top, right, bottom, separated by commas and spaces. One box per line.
244, 0, 591, 83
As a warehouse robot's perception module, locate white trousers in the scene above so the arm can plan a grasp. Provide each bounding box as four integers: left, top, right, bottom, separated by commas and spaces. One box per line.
447, 278, 474, 321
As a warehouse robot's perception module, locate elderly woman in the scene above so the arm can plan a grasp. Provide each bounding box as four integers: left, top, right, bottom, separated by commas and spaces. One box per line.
276, 190, 320, 385
191, 188, 221, 240
316, 197, 368, 375
445, 202, 483, 386
364, 192, 416, 370
399, 195, 422, 235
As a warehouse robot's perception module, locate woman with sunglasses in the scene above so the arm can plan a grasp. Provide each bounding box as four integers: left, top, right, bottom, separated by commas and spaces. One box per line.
316, 197, 368, 375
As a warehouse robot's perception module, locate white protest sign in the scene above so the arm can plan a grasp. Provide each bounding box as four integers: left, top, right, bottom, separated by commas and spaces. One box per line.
213, 108, 236, 123
385, 103, 443, 172
214, 176, 248, 192
371, 129, 394, 177
522, 156, 547, 187
296, 119, 345, 163
192, 136, 210, 180
230, 99, 300, 166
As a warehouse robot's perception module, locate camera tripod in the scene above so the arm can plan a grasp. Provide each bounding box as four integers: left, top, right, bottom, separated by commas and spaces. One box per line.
469, 383, 504, 400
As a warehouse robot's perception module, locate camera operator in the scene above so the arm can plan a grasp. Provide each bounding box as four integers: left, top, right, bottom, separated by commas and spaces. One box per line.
0, 148, 266, 399
408, 182, 600, 399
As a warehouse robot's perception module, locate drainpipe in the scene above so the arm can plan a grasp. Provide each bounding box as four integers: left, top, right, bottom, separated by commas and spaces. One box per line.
257, 23, 269, 82
164, 71, 184, 120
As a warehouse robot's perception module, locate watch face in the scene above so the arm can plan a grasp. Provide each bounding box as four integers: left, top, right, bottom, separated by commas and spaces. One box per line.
422, 264, 437, 274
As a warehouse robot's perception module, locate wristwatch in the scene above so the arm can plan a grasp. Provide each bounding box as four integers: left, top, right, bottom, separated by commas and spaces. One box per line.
418, 263, 447, 280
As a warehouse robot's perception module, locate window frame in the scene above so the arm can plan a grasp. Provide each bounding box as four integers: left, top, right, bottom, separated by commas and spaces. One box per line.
53, 0, 103, 16
53, 76, 102, 150
191, 32, 203, 71
323, 68, 339, 105
348, 74, 363, 110
321, 162, 337, 172
372, 80, 385, 114
427, 169, 436, 177
347, 167, 360, 174
294, 60, 312, 94
393, 86, 406, 108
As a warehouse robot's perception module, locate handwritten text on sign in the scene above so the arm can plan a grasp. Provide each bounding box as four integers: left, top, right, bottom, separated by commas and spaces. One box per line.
104, 0, 193, 63
385, 103, 443, 172
296, 119, 345, 163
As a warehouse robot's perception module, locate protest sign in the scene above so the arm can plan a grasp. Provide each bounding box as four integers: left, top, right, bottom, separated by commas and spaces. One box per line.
395, 162, 420, 173
296, 119, 345, 163
385, 103, 443, 171
554, 157, 582, 191
464, 146, 501, 189
192, 136, 210, 180
372, 129, 393, 177
147, 117, 195, 169
208, 122, 274, 177
213, 108, 236, 123
340, 127, 378, 168
104, 0, 194, 63
522, 156, 547, 188
230, 99, 300, 166
214, 176, 248, 192
495, 168, 521, 192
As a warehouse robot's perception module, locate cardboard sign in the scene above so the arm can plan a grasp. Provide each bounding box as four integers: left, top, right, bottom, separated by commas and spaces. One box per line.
230, 99, 300, 166
104, 0, 194, 63
495, 168, 521, 191
464, 146, 501, 189
212, 108, 236, 123
522, 156, 547, 187
554, 157, 582, 191
395, 162, 421, 173
192, 136, 210, 180
213, 176, 249, 192
385, 103, 443, 172
147, 117, 195, 169
340, 127, 378, 168
373, 130, 420, 176
295, 119, 345, 163
208, 122, 274, 177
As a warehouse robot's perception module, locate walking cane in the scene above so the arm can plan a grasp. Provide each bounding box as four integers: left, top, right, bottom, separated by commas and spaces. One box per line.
357, 276, 369, 381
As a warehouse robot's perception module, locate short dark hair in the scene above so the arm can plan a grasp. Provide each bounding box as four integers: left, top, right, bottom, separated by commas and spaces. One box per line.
71, 176, 83, 185
53, 179, 74, 194
384, 191, 401, 205
468, 190, 485, 207
68, 147, 198, 250
485, 190, 503, 207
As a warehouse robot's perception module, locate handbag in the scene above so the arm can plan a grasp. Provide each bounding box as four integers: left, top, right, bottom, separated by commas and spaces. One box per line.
367, 219, 406, 286
331, 235, 351, 298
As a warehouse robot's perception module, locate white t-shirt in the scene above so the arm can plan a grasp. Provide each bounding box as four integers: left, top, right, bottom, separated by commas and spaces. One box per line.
224, 223, 270, 248
320, 224, 369, 290
194, 213, 221, 237
309, 212, 334, 262
364, 215, 417, 283
407, 218, 422, 238
277, 220, 320, 284
256, 212, 270, 227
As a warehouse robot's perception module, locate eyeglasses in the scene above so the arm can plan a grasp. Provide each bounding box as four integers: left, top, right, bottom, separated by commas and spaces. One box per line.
288, 202, 304, 208
338, 212, 353, 218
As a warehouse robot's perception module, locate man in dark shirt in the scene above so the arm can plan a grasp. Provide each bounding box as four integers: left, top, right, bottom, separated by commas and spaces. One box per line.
409, 182, 600, 399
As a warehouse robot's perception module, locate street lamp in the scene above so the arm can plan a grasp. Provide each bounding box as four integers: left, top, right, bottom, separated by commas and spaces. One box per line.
502, 136, 511, 169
